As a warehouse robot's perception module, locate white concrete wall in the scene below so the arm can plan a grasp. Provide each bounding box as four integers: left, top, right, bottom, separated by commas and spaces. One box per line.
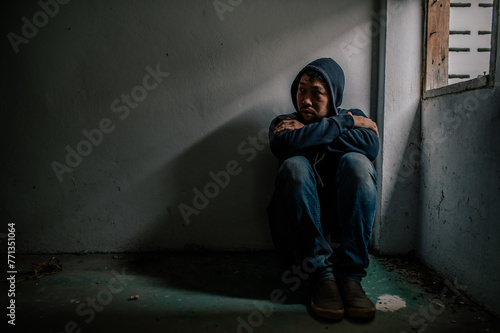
419, 89, 500, 315
1, 0, 379, 253
372, 0, 423, 255
418, 7, 500, 315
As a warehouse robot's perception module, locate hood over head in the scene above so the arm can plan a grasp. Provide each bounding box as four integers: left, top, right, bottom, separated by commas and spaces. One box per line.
290, 58, 345, 116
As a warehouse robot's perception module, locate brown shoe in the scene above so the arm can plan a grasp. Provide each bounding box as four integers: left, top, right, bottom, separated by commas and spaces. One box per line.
340, 279, 376, 319
310, 279, 344, 320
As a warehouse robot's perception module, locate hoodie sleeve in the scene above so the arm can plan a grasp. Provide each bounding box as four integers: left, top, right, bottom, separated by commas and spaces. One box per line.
328, 128, 379, 161
327, 109, 379, 161
269, 113, 354, 161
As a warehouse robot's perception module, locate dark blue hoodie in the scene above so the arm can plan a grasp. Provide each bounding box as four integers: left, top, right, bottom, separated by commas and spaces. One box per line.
269, 58, 379, 176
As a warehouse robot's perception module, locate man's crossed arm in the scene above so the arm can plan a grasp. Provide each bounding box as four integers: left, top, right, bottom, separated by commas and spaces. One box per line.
274, 112, 378, 137
269, 111, 379, 161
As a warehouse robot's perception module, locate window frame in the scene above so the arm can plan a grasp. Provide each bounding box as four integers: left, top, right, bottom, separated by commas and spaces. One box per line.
423, 0, 499, 99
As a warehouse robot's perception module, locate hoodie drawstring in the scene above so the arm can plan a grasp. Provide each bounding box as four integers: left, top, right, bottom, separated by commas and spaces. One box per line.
313, 153, 325, 187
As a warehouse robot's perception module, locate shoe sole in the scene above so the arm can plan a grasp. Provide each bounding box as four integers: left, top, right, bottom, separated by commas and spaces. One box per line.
345, 306, 376, 319
311, 300, 344, 320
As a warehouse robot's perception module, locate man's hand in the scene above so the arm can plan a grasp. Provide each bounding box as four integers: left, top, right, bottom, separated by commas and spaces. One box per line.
348, 112, 379, 137
273, 117, 305, 134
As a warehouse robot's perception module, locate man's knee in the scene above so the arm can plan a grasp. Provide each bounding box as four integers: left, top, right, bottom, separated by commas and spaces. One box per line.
337, 153, 377, 188
278, 156, 315, 184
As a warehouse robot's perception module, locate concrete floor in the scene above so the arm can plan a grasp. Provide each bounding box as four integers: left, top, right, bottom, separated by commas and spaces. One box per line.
7, 252, 499, 333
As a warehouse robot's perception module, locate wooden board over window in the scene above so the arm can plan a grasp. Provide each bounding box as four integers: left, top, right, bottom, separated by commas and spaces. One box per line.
425, 0, 451, 90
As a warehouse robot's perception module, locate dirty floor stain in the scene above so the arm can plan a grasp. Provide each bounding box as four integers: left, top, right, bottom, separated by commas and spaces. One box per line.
376, 294, 407, 312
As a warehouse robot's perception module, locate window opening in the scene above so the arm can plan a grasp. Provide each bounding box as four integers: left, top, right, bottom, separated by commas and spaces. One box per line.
424, 0, 497, 96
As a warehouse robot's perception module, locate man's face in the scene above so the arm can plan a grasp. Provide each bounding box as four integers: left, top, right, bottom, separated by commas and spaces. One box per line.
296, 74, 331, 124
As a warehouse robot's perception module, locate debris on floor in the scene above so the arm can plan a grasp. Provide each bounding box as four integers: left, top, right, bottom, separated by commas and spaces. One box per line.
17, 256, 62, 282
377, 255, 483, 317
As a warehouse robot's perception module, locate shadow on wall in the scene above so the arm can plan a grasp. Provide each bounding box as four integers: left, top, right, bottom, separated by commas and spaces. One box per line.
126, 107, 279, 252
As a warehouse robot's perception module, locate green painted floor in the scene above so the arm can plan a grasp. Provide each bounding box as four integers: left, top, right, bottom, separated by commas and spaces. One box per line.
8, 253, 500, 333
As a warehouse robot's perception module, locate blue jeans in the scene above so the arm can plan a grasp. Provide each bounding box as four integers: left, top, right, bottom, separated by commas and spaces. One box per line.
267, 152, 377, 283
